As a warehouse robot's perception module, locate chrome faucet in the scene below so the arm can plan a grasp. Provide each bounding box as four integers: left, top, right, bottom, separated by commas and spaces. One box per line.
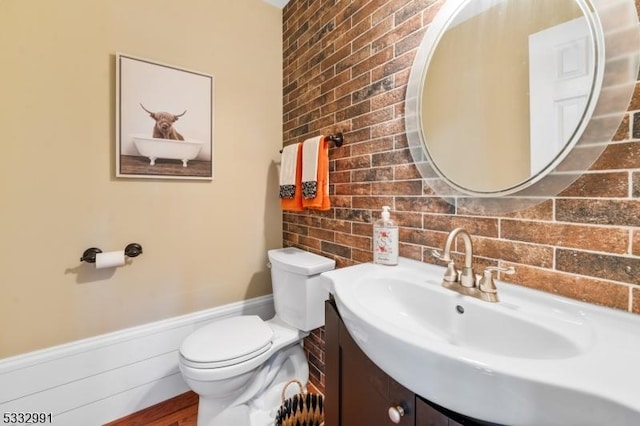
432, 228, 515, 303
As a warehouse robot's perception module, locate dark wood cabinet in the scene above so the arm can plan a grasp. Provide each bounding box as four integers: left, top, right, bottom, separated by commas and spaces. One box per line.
325, 299, 486, 426
325, 298, 414, 426
415, 397, 464, 426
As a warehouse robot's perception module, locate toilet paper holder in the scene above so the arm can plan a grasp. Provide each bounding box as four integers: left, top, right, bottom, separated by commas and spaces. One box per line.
80, 243, 143, 263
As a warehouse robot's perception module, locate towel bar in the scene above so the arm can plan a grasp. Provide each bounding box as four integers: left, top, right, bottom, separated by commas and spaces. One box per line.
279, 133, 344, 153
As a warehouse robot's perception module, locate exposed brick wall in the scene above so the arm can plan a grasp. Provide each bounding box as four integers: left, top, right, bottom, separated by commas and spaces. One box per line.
283, 0, 640, 392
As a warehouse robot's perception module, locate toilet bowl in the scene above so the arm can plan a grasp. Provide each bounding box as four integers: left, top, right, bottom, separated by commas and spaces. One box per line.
178, 247, 335, 426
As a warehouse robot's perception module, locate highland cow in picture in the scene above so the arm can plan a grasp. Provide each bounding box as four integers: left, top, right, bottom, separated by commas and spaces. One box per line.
140, 103, 187, 140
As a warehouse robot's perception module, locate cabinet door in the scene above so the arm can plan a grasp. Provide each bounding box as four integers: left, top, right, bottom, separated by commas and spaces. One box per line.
340, 327, 414, 426
416, 397, 454, 426
416, 397, 477, 426
326, 300, 489, 426
325, 299, 340, 426
325, 300, 414, 426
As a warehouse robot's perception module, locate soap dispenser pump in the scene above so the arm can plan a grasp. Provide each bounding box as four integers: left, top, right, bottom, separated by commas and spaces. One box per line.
373, 206, 399, 266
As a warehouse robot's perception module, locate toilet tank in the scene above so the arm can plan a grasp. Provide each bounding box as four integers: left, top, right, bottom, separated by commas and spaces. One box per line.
267, 247, 336, 332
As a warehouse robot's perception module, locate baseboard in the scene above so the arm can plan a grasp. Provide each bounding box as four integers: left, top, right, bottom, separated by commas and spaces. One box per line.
0, 295, 275, 426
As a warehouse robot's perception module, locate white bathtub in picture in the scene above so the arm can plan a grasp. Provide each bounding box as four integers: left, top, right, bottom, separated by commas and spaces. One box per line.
132, 136, 203, 167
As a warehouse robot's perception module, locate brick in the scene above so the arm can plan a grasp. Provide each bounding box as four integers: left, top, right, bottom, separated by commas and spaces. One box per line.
558, 172, 628, 198
613, 112, 630, 141
335, 72, 371, 99
394, 163, 422, 180
297, 236, 322, 251
351, 76, 394, 102
372, 148, 413, 166
473, 238, 554, 269
501, 220, 628, 254
352, 167, 394, 182
556, 199, 640, 227
352, 247, 374, 263
395, 196, 455, 214
557, 249, 640, 285
335, 208, 372, 223
308, 227, 336, 242
352, 195, 394, 209
399, 243, 423, 261
335, 232, 371, 250
335, 155, 372, 171
371, 87, 406, 110
370, 117, 405, 138
352, 47, 394, 78
320, 218, 352, 233
353, 15, 394, 52
399, 227, 436, 247
393, 211, 422, 228
423, 215, 499, 238
589, 141, 640, 170
633, 229, 640, 256
371, 180, 422, 195
372, 50, 416, 81
508, 264, 629, 311
336, 44, 371, 74
350, 137, 395, 156
321, 241, 351, 258
352, 222, 373, 237
352, 107, 394, 129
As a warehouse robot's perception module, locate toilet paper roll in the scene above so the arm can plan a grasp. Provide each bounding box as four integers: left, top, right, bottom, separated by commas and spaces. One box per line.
95, 250, 125, 269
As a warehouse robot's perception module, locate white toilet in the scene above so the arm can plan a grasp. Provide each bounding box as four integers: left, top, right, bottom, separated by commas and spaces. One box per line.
178, 247, 335, 426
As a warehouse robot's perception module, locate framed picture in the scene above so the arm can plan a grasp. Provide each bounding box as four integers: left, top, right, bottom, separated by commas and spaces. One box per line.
116, 53, 214, 180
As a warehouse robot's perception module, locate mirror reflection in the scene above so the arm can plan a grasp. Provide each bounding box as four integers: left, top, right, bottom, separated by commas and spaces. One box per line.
419, 0, 594, 194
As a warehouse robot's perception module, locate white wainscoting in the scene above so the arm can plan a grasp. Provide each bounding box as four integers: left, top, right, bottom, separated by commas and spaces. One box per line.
0, 295, 275, 425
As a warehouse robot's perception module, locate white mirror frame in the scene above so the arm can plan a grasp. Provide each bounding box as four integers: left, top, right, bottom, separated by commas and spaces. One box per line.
406, 0, 640, 214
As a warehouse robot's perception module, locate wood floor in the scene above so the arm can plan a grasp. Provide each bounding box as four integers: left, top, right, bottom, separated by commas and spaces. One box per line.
105, 391, 198, 426
105, 383, 323, 425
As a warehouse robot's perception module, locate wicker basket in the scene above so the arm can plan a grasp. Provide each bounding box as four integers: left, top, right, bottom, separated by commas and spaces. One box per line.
274, 380, 324, 426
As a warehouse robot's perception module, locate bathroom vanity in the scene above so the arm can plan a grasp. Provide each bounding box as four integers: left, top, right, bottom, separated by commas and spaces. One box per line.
325, 299, 485, 426
321, 257, 640, 425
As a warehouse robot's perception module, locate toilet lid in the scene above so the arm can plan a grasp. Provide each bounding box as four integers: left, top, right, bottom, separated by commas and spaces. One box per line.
180, 316, 273, 368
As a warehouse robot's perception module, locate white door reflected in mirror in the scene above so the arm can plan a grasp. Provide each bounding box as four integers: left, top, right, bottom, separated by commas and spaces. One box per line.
529, 17, 593, 176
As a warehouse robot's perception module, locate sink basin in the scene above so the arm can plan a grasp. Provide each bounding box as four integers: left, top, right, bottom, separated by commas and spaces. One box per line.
321, 258, 640, 426
361, 276, 590, 360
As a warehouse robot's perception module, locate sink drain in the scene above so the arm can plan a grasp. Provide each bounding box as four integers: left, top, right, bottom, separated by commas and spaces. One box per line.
456, 305, 464, 314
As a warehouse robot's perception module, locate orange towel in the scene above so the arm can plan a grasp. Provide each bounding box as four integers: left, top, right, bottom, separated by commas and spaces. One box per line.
302, 139, 330, 211
280, 143, 304, 212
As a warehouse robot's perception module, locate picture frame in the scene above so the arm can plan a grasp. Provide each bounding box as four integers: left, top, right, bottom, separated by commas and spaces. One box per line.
116, 53, 214, 180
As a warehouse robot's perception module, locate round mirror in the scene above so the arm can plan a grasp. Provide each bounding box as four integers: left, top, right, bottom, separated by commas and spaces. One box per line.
406, 0, 640, 210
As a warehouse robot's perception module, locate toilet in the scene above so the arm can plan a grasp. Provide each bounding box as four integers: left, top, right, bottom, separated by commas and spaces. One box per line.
178, 247, 335, 426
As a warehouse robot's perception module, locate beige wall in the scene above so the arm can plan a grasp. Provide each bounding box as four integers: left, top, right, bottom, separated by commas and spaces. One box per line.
0, 0, 283, 358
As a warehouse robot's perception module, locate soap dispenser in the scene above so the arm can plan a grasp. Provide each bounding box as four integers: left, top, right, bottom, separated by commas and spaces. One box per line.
373, 206, 399, 266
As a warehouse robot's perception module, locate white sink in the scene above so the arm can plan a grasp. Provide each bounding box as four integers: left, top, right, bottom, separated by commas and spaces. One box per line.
321, 258, 640, 426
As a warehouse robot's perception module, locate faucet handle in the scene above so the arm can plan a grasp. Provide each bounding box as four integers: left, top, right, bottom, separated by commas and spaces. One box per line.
485, 266, 515, 275
431, 249, 452, 262
442, 261, 458, 283
432, 250, 458, 282
478, 266, 515, 293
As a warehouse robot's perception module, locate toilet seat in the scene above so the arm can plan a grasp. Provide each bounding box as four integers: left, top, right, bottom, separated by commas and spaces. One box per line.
180, 316, 273, 369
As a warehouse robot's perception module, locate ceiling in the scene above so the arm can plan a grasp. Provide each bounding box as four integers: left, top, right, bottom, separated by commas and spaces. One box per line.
263, 0, 289, 8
